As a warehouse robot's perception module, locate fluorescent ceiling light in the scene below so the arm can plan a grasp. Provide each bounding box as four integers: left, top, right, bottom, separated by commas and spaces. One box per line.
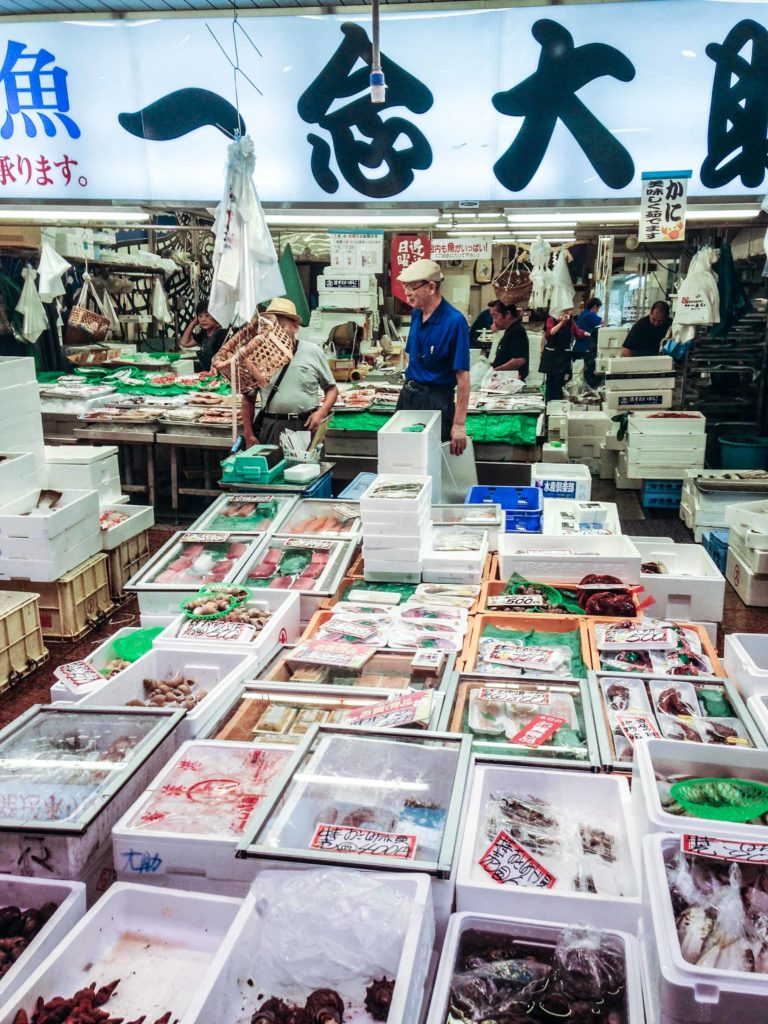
688, 207, 759, 220
478, 212, 503, 219
443, 222, 508, 231
446, 227, 511, 236
507, 206, 760, 224
0, 207, 150, 223
452, 213, 478, 219
266, 212, 438, 227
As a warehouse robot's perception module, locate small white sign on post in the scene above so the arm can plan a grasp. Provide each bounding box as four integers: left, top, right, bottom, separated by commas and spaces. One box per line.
329, 230, 384, 273
431, 237, 492, 261
639, 171, 692, 243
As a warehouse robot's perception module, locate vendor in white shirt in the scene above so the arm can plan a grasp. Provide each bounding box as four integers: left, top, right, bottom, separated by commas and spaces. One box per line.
242, 298, 339, 449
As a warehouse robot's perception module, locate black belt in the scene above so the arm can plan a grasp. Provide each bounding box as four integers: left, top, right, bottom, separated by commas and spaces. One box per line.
404, 380, 455, 394
262, 409, 317, 421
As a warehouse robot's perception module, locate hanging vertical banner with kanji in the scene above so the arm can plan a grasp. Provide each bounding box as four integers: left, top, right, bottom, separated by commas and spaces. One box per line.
390, 234, 431, 304
639, 170, 692, 242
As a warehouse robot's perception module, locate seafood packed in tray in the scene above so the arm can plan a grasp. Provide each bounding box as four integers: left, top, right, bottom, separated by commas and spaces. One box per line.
466, 685, 585, 751
200, 496, 285, 533
594, 618, 715, 676
282, 499, 360, 537
477, 790, 633, 896
489, 573, 638, 617
668, 847, 768, 974
11, 979, 178, 1024
0, 900, 59, 979
315, 591, 473, 652
598, 675, 753, 764
244, 544, 333, 591
445, 925, 629, 1024
125, 672, 207, 711
145, 540, 249, 588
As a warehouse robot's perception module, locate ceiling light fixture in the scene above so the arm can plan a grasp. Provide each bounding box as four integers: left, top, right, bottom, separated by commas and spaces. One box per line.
265, 210, 439, 227
0, 207, 151, 223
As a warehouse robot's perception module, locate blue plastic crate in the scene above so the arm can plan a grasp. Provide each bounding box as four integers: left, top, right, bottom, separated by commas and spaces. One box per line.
641, 479, 683, 509
703, 529, 729, 574
465, 485, 543, 533
305, 474, 333, 498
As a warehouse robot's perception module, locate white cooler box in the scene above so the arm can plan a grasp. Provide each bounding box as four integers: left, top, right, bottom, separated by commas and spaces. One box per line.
0, 451, 42, 505
498, 533, 641, 583
725, 633, 768, 699
0, 489, 100, 581
726, 523, 768, 574
726, 545, 768, 607
50, 625, 142, 703
455, 764, 641, 933
99, 503, 154, 550
532, 462, 592, 500
44, 445, 122, 501
377, 409, 442, 480
543, 499, 621, 536
633, 540, 725, 623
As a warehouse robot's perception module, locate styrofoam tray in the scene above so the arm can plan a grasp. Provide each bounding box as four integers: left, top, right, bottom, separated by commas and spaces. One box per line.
498, 533, 641, 583
185, 871, 435, 1024
456, 764, 641, 933
0, 883, 243, 1024
100, 503, 154, 550
0, 489, 99, 540
725, 633, 768, 700
632, 738, 768, 843
76, 647, 258, 743
426, 911, 644, 1024
0, 528, 102, 582
50, 626, 140, 704
0, 875, 86, 1005
543, 498, 622, 536
634, 540, 725, 623
0, 451, 42, 506
725, 498, 768, 533
628, 411, 706, 434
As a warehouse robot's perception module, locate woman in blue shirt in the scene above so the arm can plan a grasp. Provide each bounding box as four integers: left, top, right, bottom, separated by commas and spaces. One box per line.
575, 297, 603, 388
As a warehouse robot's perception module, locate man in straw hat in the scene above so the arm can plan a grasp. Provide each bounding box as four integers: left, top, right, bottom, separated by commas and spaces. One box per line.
242, 297, 338, 449
396, 259, 470, 455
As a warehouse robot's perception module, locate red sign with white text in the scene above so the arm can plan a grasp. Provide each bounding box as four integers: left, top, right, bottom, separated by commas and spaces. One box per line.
391, 234, 431, 304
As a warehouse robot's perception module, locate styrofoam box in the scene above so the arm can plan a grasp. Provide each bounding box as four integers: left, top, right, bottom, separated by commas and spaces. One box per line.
377, 409, 442, 472
0, 523, 101, 582
185, 872, 435, 1024
0, 355, 36, 387
100, 503, 154, 550
422, 530, 488, 584
44, 445, 121, 496
426, 911, 643, 1024
154, 589, 301, 661
567, 437, 603, 461
619, 449, 691, 482
50, 626, 140, 703
632, 738, 768, 843
0, 489, 99, 540
598, 327, 629, 350
140, 612, 177, 629
630, 410, 707, 435
614, 463, 642, 490
642, 833, 768, 1024
725, 633, 768, 699
0, 451, 42, 505
0, 875, 86, 1005
498, 533, 641, 583
633, 540, 725, 623
360, 473, 432, 513
729, 521, 768, 557
532, 462, 592, 501
542, 441, 569, 463
0, 883, 243, 1024
431, 504, 501, 553
726, 546, 768, 606
567, 411, 611, 437
543, 499, 621, 536
0, 381, 41, 420
360, 508, 431, 537
600, 446, 619, 480
76, 647, 258, 744
607, 355, 674, 375
725, 498, 768, 533
44, 445, 118, 466
456, 765, 641, 933
748, 692, 768, 745
727, 531, 768, 576
605, 389, 673, 412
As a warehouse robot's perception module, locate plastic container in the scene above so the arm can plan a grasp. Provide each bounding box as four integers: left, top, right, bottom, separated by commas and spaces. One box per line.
543, 499, 621, 536
641, 479, 683, 509
633, 540, 725, 623
466, 485, 543, 533
725, 633, 768, 699
106, 529, 152, 600
702, 529, 729, 574
99, 504, 154, 551
0, 591, 47, 693
720, 435, 768, 469
280, 497, 361, 540
455, 764, 641, 932
632, 738, 768, 842
0, 883, 243, 1024
531, 462, 592, 500
426, 911, 644, 1024
498, 534, 641, 584
338, 471, 377, 499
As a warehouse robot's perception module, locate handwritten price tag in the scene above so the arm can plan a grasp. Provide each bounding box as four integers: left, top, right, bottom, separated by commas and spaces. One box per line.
342, 691, 432, 729
54, 660, 104, 693
508, 714, 565, 748
182, 532, 231, 544
479, 830, 557, 888
488, 594, 546, 610
479, 688, 551, 705
683, 835, 768, 864
180, 620, 255, 643
616, 713, 661, 746
230, 494, 274, 503
331, 503, 360, 521
310, 823, 416, 859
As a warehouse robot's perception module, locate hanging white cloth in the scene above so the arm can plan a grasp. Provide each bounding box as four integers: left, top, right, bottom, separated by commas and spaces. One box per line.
100, 288, 122, 334
671, 245, 720, 343
548, 251, 575, 319
15, 265, 48, 343
37, 240, 70, 303
208, 135, 284, 329
529, 235, 552, 308
151, 278, 173, 325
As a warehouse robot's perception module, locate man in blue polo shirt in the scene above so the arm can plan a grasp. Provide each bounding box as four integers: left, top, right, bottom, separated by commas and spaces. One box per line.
395, 259, 470, 455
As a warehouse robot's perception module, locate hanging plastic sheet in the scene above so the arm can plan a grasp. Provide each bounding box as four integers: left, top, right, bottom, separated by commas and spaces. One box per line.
150, 277, 173, 325
15, 265, 48, 343
548, 251, 575, 318
36, 240, 70, 303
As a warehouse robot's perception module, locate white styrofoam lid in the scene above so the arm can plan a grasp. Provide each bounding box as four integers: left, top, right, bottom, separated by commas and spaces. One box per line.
44, 445, 119, 464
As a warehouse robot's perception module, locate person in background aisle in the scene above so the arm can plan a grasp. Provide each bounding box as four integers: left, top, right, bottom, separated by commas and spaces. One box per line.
396, 259, 470, 455
469, 307, 493, 352
574, 297, 603, 388
539, 307, 590, 403
241, 298, 338, 449
489, 300, 529, 379
621, 300, 672, 357
180, 300, 228, 372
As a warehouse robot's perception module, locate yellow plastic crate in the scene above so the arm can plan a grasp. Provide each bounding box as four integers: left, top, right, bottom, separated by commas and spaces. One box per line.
3, 553, 114, 639
0, 591, 47, 691
107, 530, 151, 601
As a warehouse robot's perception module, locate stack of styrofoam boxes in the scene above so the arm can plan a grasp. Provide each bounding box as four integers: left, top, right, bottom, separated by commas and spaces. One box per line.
43, 445, 126, 508
0, 356, 45, 467
603, 355, 676, 414
360, 474, 432, 583
546, 400, 569, 442
0, 490, 102, 581
595, 326, 628, 373
316, 269, 379, 311
543, 499, 621, 536
566, 410, 611, 474
723, 499, 768, 607
601, 415, 625, 481
681, 469, 768, 541
377, 409, 442, 500
631, 538, 725, 636
621, 410, 706, 485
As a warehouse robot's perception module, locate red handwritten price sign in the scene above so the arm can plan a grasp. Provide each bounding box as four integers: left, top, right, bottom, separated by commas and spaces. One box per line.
310, 823, 416, 860
479, 688, 551, 706
508, 714, 565, 748
616, 713, 661, 746
683, 834, 768, 864
479, 830, 557, 888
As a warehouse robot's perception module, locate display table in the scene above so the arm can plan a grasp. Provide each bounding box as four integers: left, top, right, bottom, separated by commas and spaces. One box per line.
73, 427, 157, 506
219, 461, 334, 497
328, 409, 539, 446
156, 431, 234, 519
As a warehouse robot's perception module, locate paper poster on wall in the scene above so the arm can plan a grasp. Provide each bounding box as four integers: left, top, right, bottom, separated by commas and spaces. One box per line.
431, 237, 492, 261
329, 230, 384, 273
639, 171, 692, 242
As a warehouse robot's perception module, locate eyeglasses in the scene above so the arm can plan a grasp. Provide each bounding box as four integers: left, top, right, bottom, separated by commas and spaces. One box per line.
403, 280, 430, 293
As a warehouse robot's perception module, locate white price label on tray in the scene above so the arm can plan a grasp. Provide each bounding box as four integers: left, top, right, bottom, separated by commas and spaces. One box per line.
229, 495, 273, 504
683, 835, 768, 863
479, 830, 557, 888
479, 688, 551, 705
284, 538, 334, 551
182, 532, 231, 544
331, 503, 360, 521
310, 823, 416, 859
54, 660, 104, 692
616, 713, 661, 745
488, 594, 546, 609
342, 691, 432, 729
330, 620, 378, 641
180, 620, 255, 643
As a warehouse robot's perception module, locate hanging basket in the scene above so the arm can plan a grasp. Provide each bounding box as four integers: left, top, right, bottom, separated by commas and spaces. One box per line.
492, 261, 533, 307
65, 275, 111, 344
212, 312, 294, 393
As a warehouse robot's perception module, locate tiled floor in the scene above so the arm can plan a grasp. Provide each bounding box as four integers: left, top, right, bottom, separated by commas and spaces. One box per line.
1, 486, 767, 728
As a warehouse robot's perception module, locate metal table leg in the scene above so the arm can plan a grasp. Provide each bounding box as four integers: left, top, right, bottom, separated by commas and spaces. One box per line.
170, 444, 179, 522
146, 444, 156, 508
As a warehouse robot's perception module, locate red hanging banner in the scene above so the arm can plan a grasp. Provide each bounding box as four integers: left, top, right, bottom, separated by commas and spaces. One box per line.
391, 234, 431, 304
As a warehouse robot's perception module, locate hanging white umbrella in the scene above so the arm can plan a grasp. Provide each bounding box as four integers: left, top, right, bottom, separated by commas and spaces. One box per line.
208, 134, 284, 329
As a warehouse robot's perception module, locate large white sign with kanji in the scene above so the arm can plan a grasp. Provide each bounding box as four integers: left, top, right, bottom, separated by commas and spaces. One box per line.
0, 3, 764, 202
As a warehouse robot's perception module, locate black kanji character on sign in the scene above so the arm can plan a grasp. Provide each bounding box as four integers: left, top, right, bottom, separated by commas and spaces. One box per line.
0, 41, 80, 139
701, 19, 768, 189
297, 22, 434, 198
492, 20, 636, 191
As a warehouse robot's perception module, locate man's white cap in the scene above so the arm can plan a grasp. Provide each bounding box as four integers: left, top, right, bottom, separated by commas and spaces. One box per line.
397, 258, 444, 283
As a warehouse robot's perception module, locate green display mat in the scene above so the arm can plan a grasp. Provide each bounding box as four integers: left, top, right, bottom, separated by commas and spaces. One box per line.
329, 410, 538, 445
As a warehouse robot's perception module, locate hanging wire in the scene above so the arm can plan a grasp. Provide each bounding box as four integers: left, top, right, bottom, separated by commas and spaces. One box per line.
205, 0, 264, 138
